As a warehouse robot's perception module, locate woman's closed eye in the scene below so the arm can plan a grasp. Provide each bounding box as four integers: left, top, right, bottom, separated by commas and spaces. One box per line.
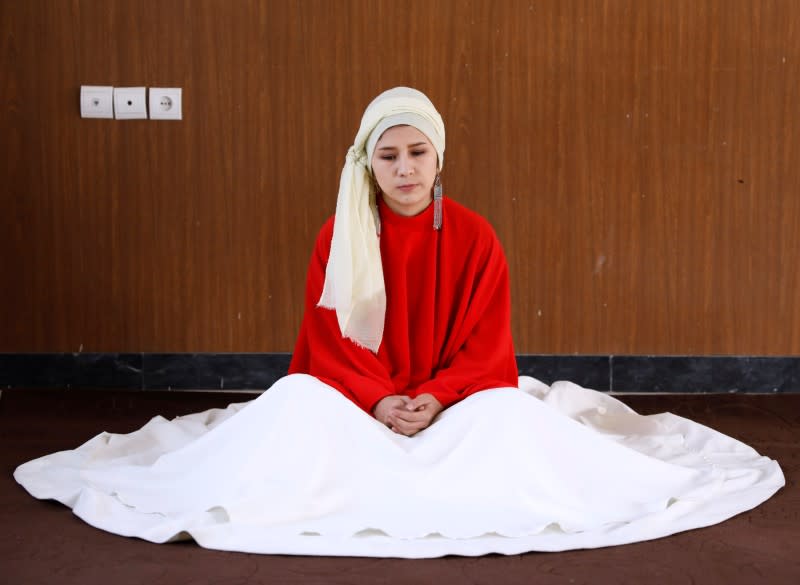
381, 150, 427, 161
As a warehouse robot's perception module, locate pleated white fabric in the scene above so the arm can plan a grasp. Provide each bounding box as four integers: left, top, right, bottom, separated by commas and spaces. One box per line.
14, 374, 784, 558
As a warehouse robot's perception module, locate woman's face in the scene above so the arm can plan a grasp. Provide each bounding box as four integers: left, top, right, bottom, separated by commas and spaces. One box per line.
371, 125, 438, 217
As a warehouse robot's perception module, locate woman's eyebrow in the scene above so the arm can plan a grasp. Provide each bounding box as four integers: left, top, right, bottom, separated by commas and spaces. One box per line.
377, 142, 428, 150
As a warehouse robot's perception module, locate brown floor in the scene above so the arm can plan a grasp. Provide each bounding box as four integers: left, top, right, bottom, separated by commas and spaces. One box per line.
1, 389, 798, 585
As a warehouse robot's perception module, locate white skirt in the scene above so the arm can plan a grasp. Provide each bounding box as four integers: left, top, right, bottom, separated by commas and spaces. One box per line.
14, 374, 784, 558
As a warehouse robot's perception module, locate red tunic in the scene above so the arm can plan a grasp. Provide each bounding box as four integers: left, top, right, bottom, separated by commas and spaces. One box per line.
289, 196, 518, 413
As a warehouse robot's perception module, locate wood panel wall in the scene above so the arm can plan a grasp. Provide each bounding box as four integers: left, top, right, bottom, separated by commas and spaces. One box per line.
1, 0, 798, 354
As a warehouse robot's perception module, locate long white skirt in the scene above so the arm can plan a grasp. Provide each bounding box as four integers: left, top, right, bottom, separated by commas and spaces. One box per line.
14, 374, 784, 558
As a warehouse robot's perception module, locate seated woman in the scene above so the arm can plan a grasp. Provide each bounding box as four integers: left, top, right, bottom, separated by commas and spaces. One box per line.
14, 87, 784, 558
289, 87, 518, 435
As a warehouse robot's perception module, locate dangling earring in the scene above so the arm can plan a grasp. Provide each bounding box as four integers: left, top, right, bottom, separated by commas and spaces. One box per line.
371, 178, 382, 236
433, 173, 443, 230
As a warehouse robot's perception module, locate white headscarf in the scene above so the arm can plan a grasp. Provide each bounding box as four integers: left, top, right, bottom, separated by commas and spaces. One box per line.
317, 87, 446, 352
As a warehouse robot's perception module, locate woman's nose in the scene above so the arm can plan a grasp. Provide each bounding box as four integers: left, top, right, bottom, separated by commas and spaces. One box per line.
397, 154, 412, 176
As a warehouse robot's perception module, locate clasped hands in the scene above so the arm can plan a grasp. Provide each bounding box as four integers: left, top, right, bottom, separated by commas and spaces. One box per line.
373, 393, 443, 437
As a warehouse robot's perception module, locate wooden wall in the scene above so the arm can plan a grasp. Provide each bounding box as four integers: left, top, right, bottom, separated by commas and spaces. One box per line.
1, 0, 798, 354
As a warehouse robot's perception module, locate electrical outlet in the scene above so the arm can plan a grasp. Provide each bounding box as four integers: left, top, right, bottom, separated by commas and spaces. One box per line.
149, 87, 182, 120
80, 85, 114, 118
114, 87, 148, 119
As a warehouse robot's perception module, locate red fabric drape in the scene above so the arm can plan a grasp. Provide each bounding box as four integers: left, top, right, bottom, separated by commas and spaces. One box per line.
289, 196, 518, 413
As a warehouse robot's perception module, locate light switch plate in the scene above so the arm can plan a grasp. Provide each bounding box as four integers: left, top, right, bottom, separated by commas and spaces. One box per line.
149, 87, 182, 120
80, 85, 114, 118
114, 87, 147, 119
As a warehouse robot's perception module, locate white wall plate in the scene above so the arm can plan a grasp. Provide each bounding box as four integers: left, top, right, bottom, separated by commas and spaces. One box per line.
114, 87, 148, 119
80, 85, 114, 119
149, 87, 182, 120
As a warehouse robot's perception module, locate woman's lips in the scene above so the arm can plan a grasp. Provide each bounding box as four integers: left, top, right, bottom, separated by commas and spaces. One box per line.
398, 184, 417, 192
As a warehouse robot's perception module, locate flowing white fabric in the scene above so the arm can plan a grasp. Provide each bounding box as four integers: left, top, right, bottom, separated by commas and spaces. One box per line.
14, 375, 784, 558
318, 87, 445, 352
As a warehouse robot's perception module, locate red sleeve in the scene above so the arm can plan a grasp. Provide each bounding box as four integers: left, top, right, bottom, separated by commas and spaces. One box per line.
412, 229, 518, 408
288, 219, 395, 413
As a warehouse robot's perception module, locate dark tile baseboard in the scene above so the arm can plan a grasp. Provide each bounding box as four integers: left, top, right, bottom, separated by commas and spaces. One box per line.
0, 353, 798, 393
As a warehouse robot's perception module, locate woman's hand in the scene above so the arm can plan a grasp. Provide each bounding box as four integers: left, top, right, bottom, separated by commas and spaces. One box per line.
373, 394, 443, 437
373, 395, 412, 427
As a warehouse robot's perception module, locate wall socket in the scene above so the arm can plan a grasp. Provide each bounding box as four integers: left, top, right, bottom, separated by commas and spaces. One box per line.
114, 87, 148, 119
80, 86, 114, 118
80, 86, 183, 121
149, 88, 182, 120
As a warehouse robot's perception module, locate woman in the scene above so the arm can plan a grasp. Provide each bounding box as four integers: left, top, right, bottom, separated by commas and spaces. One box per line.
14, 88, 784, 558
289, 87, 518, 436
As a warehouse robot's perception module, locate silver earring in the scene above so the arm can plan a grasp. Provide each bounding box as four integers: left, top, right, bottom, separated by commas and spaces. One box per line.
371, 181, 382, 236
433, 174, 443, 230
